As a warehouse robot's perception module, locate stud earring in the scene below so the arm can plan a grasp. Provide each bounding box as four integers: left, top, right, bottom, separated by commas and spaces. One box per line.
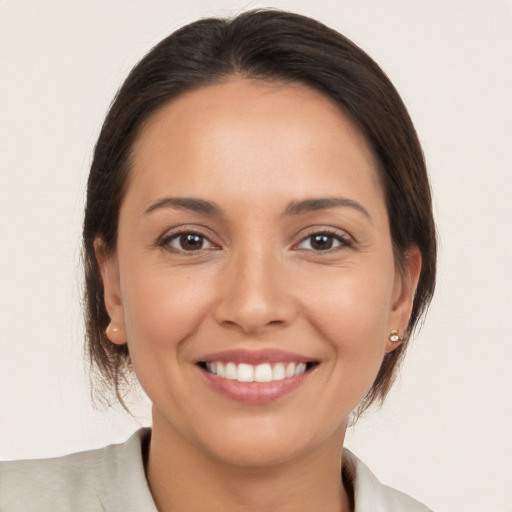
105, 323, 126, 345
105, 324, 119, 336
388, 329, 401, 343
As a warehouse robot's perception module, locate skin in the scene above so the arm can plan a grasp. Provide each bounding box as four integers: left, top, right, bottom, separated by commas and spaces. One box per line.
97, 79, 421, 512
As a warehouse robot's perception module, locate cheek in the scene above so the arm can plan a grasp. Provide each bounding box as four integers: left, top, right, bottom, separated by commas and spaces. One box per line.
300, 262, 395, 355
120, 264, 213, 355
303, 268, 395, 412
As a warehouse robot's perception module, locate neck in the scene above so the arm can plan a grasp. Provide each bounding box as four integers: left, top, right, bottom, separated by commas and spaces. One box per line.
147, 409, 352, 512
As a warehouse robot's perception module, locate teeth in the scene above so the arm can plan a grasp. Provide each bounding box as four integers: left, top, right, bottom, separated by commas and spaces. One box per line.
225, 362, 237, 380
254, 363, 272, 382
294, 363, 306, 376
237, 363, 254, 382
272, 362, 286, 380
205, 361, 308, 382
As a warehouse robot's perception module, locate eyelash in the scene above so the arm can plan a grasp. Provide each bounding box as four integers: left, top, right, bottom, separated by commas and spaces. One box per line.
160, 230, 218, 254
159, 228, 353, 255
295, 229, 353, 253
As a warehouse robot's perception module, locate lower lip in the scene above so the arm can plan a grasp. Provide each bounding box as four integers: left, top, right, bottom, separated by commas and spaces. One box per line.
199, 367, 310, 404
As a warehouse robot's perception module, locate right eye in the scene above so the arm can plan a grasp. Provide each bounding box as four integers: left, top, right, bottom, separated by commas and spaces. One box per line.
295, 230, 352, 253
162, 232, 216, 252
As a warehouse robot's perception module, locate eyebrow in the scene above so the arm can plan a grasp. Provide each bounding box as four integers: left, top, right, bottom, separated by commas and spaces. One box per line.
284, 197, 371, 220
144, 197, 223, 216
143, 195, 371, 220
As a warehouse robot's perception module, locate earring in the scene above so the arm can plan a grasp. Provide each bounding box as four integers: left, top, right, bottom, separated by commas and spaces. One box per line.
105, 322, 126, 345
388, 329, 401, 343
105, 323, 119, 336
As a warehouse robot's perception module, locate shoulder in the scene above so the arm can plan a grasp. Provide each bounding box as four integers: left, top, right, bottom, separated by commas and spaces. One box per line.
343, 449, 434, 512
0, 428, 157, 512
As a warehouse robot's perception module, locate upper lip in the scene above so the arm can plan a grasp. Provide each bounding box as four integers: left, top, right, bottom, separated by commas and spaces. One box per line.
196, 348, 316, 365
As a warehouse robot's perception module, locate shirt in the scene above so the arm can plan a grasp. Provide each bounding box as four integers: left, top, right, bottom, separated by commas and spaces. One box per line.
0, 428, 433, 511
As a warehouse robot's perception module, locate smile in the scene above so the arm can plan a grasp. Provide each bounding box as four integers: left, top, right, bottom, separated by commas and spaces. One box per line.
196, 349, 318, 404
204, 361, 308, 383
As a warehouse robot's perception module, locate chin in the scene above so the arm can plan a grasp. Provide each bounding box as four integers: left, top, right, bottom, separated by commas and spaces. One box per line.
195, 415, 343, 469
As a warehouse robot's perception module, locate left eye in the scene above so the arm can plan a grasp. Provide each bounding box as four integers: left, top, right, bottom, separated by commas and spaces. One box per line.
164, 232, 215, 252
297, 233, 348, 251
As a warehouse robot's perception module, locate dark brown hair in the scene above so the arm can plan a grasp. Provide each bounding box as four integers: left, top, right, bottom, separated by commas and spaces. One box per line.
83, 9, 436, 413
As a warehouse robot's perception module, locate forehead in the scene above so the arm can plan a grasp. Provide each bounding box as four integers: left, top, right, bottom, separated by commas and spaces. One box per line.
127, 78, 383, 215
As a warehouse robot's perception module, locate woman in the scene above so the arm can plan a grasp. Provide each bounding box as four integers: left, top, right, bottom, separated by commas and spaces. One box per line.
0, 9, 436, 511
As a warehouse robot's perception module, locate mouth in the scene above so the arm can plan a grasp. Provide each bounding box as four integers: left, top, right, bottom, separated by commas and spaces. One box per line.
197, 360, 318, 383
195, 349, 319, 404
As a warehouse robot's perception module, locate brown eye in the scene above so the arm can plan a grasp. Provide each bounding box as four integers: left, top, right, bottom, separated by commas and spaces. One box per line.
297, 232, 350, 251
165, 232, 214, 252
180, 234, 204, 250
310, 234, 334, 250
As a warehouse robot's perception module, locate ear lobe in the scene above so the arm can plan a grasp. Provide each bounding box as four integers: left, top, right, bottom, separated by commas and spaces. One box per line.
94, 237, 127, 345
386, 246, 422, 353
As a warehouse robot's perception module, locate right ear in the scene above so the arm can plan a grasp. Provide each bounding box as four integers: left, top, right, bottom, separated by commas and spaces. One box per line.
94, 237, 127, 345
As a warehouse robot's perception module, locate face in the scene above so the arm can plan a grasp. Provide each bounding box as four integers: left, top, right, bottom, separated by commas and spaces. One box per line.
99, 79, 420, 467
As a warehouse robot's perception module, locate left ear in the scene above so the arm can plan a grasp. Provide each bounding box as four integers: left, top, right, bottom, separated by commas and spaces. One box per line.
94, 237, 127, 346
386, 246, 422, 353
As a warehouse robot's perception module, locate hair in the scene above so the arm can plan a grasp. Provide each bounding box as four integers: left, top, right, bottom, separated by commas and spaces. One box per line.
83, 9, 436, 415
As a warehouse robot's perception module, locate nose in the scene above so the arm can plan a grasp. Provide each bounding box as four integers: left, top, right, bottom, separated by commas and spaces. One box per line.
213, 245, 298, 335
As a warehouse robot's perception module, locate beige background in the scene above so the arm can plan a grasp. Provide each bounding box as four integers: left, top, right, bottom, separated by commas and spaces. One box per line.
1, 1, 511, 511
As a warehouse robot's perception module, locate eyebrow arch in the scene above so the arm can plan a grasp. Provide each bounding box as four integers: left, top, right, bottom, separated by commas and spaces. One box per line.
284, 197, 372, 220
144, 197, 223, 216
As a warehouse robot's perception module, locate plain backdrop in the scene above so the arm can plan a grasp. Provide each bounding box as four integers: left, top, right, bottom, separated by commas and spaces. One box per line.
1, 1, 511, 511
